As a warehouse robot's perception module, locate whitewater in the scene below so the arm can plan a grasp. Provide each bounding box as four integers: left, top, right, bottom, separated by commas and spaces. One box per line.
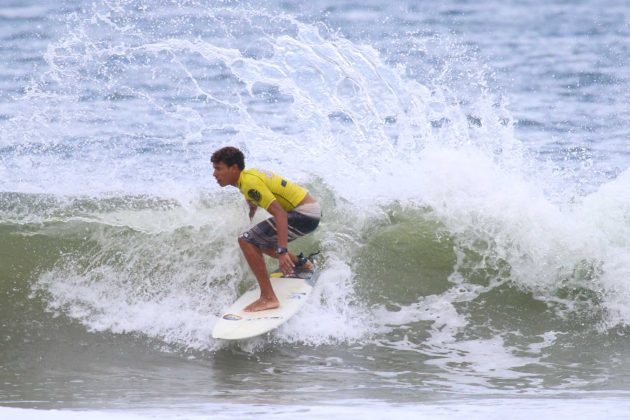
1, 0, 630, 418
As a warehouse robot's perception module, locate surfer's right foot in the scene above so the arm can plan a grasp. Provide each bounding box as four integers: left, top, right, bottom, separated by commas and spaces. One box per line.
297, 260, 314, 271
294, 254, 313, 271
244, 296, 280, 312
278, 260, 313, 275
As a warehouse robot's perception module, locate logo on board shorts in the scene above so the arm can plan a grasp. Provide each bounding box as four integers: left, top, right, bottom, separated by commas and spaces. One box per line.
222, 314, 242, 321
248, 189, 262, 202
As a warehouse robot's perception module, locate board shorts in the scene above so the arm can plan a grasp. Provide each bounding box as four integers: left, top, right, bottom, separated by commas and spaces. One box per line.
239, 202, 321, 250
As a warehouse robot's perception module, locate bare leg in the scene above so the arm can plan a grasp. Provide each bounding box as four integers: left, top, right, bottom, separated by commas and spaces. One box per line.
238, 238, 280, 312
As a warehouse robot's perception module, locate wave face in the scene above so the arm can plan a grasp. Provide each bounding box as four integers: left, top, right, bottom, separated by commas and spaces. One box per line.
1, 0, 630, 408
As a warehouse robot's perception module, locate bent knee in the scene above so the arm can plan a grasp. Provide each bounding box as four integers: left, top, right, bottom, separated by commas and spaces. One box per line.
238, 235, 253, 249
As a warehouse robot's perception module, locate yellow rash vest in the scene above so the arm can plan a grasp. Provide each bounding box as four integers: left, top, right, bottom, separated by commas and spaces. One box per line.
236, 168, 308, 211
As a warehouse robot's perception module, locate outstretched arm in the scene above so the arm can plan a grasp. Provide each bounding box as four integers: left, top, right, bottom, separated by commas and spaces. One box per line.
266, 200, 294, 274
246, 199, 257, 221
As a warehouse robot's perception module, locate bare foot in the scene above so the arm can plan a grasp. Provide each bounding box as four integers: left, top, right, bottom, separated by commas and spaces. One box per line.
244, 296, 280, 312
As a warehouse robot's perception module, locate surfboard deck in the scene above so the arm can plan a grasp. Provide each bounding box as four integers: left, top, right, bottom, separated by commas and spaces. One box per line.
212, 262, 318, 340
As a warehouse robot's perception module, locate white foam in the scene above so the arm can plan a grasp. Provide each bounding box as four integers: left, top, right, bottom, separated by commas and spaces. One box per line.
276, 256, 370, 344
33, 199, 250, 351
5, 398, 630, 420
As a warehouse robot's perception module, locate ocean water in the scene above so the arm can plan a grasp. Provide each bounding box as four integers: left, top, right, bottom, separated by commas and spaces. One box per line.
1, 0, 630, 418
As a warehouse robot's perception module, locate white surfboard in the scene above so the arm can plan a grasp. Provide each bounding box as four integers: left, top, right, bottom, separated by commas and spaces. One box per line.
212, 263, 318, 340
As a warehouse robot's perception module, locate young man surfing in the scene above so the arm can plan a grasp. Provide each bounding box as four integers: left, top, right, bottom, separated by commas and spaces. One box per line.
211, 146, 321, 312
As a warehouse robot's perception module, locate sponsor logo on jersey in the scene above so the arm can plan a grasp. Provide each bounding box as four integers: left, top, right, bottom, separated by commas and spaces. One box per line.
248, 189, 262, 202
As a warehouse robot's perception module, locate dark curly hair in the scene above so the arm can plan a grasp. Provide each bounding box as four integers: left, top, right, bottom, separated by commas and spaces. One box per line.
211, 146, 245, 170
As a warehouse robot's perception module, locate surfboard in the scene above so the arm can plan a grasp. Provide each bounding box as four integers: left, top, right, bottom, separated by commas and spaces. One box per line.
212, 261, 319, 340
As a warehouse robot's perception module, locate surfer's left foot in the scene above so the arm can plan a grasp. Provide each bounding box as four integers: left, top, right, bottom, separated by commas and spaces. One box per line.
244, 296, 280, 312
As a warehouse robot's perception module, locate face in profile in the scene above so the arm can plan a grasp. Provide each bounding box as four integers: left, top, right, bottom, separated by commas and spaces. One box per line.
212, 161, 239, 187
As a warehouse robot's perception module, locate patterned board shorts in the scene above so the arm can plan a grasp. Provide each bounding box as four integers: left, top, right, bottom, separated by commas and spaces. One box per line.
239, 202, 321, 250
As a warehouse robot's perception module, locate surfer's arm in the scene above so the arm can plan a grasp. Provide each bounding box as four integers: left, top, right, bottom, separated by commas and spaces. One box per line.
246, 199, 257, 221
266, 200, 294, 274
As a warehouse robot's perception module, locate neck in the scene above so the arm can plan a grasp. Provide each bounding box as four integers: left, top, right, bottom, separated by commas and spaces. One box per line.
230, 168, 243, 186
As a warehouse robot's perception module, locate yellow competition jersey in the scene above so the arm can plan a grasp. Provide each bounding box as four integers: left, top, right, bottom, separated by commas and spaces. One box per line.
236, 168, 308, 211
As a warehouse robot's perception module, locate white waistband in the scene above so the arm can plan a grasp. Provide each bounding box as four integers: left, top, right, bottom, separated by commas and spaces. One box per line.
294, 202, 321, 218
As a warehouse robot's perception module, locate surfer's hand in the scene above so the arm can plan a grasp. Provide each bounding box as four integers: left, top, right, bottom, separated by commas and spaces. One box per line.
279, 253, 294, 275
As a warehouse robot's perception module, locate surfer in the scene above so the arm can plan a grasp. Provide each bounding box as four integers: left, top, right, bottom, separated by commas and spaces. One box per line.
211, 146, 321, 312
